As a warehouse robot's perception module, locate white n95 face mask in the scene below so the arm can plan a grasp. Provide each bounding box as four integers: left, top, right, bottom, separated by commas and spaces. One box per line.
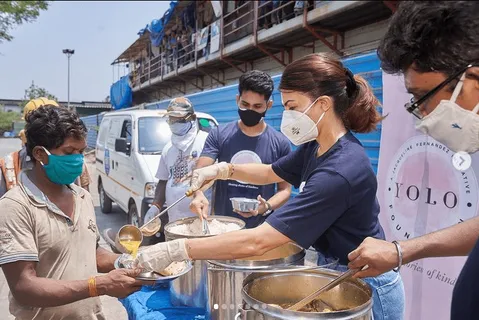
415, 72, 479, 154
281, 97, 325, 146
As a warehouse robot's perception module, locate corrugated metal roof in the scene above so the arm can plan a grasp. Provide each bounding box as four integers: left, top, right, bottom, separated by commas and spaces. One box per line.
112, 32, 151, 65
79, 102, 112, 109
0, 98, 111, 110
57, 101, 112, 109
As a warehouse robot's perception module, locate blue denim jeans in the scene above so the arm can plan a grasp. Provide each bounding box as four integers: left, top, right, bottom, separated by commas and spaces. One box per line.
317, 253, 405, 320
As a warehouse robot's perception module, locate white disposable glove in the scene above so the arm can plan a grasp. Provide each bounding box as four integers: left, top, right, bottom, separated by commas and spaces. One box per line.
136, 239, 190, 273
188, 162, 231, 195
189, 190, 210, 219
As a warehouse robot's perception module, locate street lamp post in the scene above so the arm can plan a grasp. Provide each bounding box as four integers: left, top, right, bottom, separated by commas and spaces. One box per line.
62, 49, 75, 110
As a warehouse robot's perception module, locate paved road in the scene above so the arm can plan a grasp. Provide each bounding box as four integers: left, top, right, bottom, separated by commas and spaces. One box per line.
0, 138, 128, 319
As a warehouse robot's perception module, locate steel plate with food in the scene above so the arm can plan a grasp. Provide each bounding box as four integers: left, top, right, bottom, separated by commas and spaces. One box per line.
115, 252, 193, 284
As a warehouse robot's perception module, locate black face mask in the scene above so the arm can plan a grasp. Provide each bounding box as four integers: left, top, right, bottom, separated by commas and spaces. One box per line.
238, 108, 266, 127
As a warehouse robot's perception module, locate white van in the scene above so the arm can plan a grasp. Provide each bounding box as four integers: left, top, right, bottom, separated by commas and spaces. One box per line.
95, 109, 218, 227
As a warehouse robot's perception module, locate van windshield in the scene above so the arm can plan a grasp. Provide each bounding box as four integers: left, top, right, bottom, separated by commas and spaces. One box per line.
138, 116, 217, 154
138, 117, 171, 154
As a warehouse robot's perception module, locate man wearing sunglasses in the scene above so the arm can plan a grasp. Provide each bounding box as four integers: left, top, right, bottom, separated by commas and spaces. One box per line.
143, 97, 211, 231
347, 1, 479, 319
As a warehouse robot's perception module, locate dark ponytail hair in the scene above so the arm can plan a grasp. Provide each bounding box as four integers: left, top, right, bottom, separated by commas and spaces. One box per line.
279, 53, 383, 133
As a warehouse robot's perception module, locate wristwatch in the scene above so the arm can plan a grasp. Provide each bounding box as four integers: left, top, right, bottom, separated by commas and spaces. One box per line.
263, 202, 273, 216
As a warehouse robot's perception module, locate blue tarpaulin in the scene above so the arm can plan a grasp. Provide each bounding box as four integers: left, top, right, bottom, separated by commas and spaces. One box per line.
120, 286, 206, 320
110, 76, 132, 110
137, 1, 179, 47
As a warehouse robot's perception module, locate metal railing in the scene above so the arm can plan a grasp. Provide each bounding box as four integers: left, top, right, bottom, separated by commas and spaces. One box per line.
257, 0, 310, 30
131, 1, 316, 88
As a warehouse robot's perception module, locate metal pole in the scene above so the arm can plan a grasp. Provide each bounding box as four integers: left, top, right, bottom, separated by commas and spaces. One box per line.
67, 54, 70, 110
62, 49, 74, 110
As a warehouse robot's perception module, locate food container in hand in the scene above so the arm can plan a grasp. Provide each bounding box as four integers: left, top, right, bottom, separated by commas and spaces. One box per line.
230, 197, 260, 212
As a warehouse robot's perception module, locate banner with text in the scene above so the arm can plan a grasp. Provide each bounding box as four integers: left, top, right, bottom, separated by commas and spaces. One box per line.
379, 73, 478, 319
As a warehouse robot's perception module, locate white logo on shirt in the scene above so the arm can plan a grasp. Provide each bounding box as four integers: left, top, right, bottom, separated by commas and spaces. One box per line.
230, 150, 262, 185
299, 181, 306, 193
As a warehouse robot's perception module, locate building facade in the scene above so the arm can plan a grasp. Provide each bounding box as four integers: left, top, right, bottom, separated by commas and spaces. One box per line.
105, 1, 399, 174
111, 1, 398, 105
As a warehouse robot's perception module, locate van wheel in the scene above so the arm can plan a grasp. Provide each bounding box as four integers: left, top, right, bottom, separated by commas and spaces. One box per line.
99, 181, 112, 213
128, 202, 140, 227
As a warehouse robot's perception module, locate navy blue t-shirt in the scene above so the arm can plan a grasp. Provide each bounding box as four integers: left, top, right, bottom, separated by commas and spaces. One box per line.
201, 121, 291, 228
451, 237, 479, 319
267, 132, 385, 265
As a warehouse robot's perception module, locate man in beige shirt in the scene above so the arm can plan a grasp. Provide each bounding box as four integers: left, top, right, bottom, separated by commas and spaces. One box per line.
0, 105, 143, 319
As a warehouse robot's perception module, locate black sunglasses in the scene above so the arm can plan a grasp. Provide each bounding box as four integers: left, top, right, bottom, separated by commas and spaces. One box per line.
405, 64, 476, 119
166, 114, 192, 125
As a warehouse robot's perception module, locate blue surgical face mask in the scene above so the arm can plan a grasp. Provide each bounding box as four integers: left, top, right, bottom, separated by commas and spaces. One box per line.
169, 121, 193, 136
40, 147, 84, 185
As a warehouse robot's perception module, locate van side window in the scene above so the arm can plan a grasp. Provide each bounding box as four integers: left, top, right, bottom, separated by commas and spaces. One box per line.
121, 119, 132, 144
97, 119, 110, 149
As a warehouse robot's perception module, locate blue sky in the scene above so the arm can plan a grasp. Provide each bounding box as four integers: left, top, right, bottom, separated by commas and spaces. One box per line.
0, 1, 170, 102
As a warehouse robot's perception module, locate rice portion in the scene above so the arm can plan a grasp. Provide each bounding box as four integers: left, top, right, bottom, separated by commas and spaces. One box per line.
168, 218, 241, 236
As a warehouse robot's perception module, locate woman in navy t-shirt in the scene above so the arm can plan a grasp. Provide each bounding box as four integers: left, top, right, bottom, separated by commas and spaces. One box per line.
138, 53, 405, 320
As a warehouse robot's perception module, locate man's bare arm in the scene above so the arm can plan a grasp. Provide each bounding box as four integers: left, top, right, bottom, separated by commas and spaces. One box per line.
196, 156, 216, 170
349, 216, 479, 278
267, 181, 291, 211
152, 180, 167, 209
2, 261, 144, 307
402, 216, 479, 262
96, 247, 120, 273
3, 261, 92, 307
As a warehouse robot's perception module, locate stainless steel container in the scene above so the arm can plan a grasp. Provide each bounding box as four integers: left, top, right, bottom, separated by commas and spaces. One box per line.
164, 216, 246, 310
207, 243, 306, 320
238, 270, 373, 320
230, 197, 260, 212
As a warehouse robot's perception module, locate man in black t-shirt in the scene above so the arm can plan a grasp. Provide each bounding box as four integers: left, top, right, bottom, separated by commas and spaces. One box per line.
347, 2, 479, 319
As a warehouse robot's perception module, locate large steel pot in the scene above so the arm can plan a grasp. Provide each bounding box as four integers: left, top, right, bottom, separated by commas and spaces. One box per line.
164, 216, 245, 309
238, 270, 372, 320
207, 242, 309, 320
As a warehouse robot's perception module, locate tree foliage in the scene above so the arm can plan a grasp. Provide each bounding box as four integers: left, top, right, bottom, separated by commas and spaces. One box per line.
0, 1, 49, 43
0, 109, 21, 133
22, 81, 57, 107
